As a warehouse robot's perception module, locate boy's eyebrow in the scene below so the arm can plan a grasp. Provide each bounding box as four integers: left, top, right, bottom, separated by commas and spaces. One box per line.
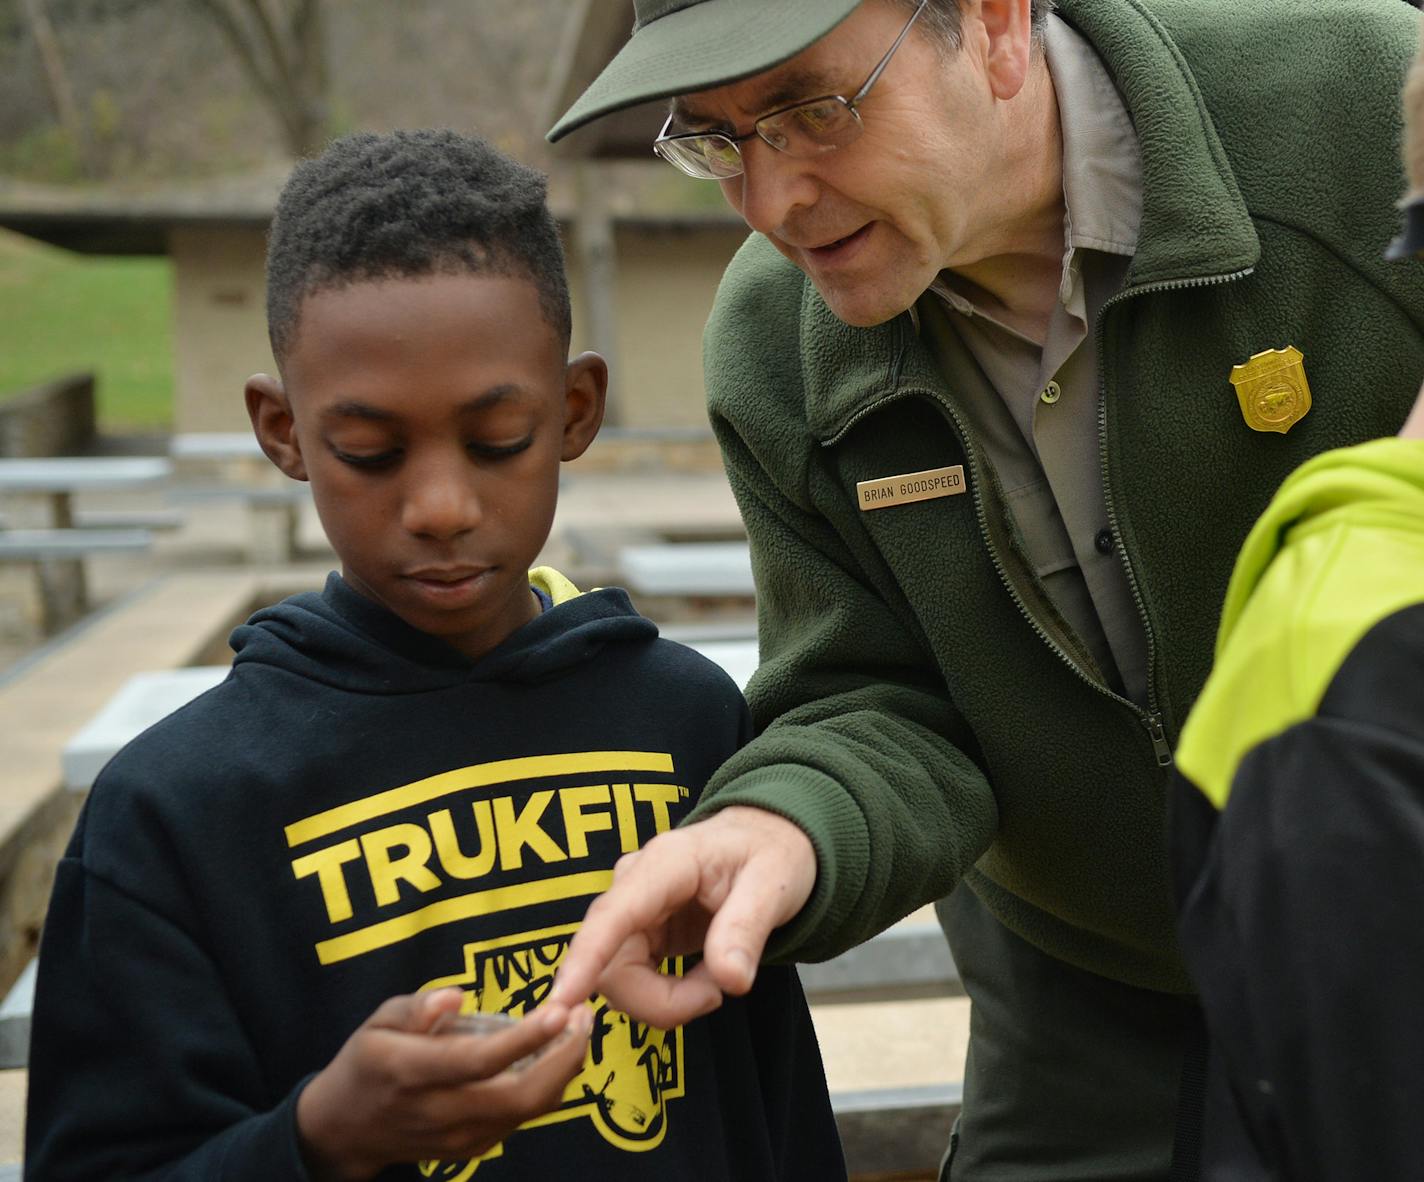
323, 401, 395, 422
671, 67, 840, 129
320, 386, 530, 422
460, 384, 527, 411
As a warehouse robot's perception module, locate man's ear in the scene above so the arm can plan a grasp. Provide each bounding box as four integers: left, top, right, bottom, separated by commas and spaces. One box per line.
245, 373, 308, 481
977, 0, 1034, 101
560, 351, 609, 462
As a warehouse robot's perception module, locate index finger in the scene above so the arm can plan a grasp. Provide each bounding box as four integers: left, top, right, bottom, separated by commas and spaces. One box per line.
546, 840, 700, 1007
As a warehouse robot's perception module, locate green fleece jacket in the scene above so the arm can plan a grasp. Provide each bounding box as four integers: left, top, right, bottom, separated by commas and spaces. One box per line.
693, 0, 1424, 993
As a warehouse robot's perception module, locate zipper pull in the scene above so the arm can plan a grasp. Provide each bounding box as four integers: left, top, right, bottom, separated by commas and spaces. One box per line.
1144, 713, 1173, 767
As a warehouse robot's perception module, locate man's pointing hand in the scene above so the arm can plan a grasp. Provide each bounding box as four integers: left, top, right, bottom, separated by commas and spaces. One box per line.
547, 805, 817, 1029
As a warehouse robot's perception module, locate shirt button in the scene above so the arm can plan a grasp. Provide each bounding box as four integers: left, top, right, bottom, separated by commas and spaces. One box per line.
1040, 380, 1062, 405
1094, 528, 1114, 555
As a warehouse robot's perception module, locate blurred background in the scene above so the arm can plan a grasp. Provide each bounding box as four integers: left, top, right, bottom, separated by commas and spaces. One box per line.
0, 0, 747, 443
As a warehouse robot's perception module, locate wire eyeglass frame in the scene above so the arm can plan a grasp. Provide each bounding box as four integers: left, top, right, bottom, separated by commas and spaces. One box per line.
652, 0, 930, 180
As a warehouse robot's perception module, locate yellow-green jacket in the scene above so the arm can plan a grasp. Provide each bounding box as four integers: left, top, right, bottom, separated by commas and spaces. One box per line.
1174, 437, 1424, 1179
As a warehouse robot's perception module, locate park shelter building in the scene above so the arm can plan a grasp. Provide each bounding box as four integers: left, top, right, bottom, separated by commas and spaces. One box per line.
0, 162, 748, 436
0, 0, 759, 438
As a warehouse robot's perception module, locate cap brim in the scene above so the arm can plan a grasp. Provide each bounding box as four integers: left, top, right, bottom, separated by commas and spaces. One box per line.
548, 0, 862, 143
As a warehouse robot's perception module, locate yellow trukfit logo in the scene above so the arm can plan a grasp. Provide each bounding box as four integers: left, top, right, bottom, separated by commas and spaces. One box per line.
418, 928, 685, 1177
283, 751, 694, 1174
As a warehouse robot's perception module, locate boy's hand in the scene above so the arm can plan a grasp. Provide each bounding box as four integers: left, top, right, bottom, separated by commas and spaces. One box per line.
297, 989, 591, 1181
548, 806, 817, 1029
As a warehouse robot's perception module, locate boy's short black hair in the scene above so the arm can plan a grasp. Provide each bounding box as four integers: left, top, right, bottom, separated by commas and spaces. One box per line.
265, 129, 572, 364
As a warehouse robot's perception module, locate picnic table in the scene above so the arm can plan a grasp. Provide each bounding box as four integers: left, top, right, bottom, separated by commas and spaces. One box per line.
168, 435, 311, 564
616, 541, 755, 598
60, 666, 231, 792
0, 457, 174, 527
0, 457, 175, 632
169, 433, 264, 464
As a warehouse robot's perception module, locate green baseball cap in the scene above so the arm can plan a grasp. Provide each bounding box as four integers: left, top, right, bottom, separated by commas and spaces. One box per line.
547, 0, 863, 143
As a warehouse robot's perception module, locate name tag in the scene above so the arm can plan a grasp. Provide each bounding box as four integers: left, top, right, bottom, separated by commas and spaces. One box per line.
856, 464, 966, 512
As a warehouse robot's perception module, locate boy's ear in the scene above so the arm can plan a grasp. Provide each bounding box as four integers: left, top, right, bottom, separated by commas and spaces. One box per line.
245, 373, 309, 482
560, 351, 609, 462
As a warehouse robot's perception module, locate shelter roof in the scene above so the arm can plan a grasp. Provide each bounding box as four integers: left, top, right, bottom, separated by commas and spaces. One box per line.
543, 0, 668, 161
0, 157, 741, 257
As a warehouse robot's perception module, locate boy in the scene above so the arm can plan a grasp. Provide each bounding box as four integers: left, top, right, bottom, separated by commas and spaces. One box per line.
25, 129, 845, 1181
1171, 15, 1424, 1178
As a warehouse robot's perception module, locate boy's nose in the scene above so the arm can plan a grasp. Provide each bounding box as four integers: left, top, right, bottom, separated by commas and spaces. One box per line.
401, 464, 482, 540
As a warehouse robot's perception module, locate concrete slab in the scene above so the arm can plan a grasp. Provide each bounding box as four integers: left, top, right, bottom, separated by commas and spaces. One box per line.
554, 472, 741, 537
0, 960, 33, 1070
0, 1070, 20, 1167
618, 541, 754, 596
60, 666, 230, 791
814, 996, 970, 1094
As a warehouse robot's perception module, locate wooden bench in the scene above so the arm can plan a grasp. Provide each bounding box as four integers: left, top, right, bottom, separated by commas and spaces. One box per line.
616, 541, 755, 597
0, 961, 33, 1071
0, 528, 155, 633
168, 434, 310, 564
801, 919, 961, 1003
0, 457, 173, 508
0, 457, 174, 633
168, 433, 264, 465
72, 507, 185, 532
0, 529, 154, 560
60, 666, 230, 792
165, 482, 311, 565
808, 918, 964, 1174
681, 635, 759, 690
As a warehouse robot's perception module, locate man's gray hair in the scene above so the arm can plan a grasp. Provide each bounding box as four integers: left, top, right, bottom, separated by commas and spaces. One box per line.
904, 0, 1057, 49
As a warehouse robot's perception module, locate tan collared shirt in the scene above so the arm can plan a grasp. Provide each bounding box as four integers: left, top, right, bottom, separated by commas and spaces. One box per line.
918, 14, 1149, 704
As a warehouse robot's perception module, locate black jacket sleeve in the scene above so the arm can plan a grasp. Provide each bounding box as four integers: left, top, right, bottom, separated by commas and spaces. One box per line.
1176, 608, 1424, 1181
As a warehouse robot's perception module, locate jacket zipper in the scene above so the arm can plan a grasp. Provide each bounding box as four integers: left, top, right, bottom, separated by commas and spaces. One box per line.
830, 384, 1172, 762
826, 265, 1252, 768
1093, 267, 1254, 766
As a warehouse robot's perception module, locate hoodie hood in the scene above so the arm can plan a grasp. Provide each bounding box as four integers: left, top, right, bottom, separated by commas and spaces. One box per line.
1178, 436, 1424, 810
230, 568, 657, 694
1214, 437, 1424, 657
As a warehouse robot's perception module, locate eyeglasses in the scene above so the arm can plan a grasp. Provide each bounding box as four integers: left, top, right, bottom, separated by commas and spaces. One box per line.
653, 0, 929, 180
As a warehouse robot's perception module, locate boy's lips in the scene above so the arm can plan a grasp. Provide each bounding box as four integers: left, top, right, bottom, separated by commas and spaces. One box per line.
403, 565, 493, 603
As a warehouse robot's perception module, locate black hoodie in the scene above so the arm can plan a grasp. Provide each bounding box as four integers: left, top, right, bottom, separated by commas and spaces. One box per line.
26, 573, 845, 1181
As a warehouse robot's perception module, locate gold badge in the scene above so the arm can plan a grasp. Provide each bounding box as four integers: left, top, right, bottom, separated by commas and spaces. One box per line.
1229, 346, 1312, 434
857, 464, 966, 512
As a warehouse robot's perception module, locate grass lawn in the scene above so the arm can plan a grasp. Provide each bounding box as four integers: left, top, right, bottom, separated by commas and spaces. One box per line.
0, 229, 173, 431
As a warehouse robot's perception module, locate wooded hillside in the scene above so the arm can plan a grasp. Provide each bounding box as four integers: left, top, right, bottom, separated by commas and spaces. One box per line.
0, 0, 569, 184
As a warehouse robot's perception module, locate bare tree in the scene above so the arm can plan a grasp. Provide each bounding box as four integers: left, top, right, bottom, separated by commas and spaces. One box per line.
191, 0, 328, 158
18, 0, 98, 175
